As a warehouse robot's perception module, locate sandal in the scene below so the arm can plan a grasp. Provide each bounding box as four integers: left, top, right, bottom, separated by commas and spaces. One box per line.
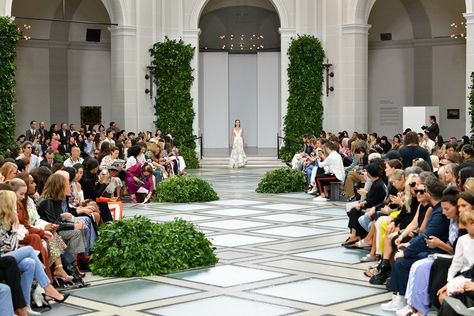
352, 240, 371, 249
364, 267, 379, 278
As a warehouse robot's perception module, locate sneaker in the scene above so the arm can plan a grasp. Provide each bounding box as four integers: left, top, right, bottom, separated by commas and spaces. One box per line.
381, 294, 406, 311
313, 196, 328, 202
396, 304, 414, 316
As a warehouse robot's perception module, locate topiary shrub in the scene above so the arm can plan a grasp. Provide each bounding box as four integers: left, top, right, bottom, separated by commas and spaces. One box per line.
283, 34, 325, 157
256, 167, 306, 193
149, 37, 199, 169
155, 176, 219, 203
90, 216, 218, 277
0, 17, 21, 155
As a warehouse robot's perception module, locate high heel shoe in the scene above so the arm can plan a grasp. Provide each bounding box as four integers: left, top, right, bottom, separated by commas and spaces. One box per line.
42, 292, 70, 304
54, 264, 74, 283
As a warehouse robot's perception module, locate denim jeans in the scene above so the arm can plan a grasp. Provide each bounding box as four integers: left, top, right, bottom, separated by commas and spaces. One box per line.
0, 284, 14, 316
5, 246, 50, 306
358, 213, 372, 232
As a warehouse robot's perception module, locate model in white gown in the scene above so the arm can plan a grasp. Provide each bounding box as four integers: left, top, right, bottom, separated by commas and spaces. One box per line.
229, 123, 247, 168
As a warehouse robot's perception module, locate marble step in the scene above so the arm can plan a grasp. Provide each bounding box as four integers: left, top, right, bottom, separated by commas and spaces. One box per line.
200, 156, 286, 168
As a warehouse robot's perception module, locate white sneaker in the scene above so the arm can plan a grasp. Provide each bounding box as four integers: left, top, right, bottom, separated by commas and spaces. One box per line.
313, 196, 328, 202
396, 304, 413, 316
381, 294, 406, 311
27, 306, 41, 316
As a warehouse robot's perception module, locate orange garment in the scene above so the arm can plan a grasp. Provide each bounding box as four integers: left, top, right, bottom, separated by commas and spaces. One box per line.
17, 202, 53, 282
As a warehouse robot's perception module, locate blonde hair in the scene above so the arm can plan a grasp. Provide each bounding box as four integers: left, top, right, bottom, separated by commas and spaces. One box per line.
459, 209, 474, 227
42, 173, 66, 201
404, 174, 417, 213
438, 165, 447, 184
430, 155, 440, 169
0, 162, 17, 179
464, 177, 474, 195
6, 178, 26, 192
0, 190, 18, 230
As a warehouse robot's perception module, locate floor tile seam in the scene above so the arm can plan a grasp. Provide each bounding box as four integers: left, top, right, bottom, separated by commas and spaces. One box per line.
62, 296, 150, 315
329, 292, 394, 310
254, 238, 349, 252
252, 256, 372, 272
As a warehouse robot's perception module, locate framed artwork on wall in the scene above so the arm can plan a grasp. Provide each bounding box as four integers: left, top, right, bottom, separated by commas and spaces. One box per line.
447, 109, 460, 120
81, 106, 102, 126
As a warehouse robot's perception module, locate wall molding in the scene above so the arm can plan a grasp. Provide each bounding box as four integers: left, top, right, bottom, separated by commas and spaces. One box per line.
369, 37, 465, 50
18, 39, 111, 51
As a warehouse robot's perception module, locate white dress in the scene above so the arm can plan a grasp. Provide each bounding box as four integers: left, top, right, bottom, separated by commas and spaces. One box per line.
229, 128, 247, 168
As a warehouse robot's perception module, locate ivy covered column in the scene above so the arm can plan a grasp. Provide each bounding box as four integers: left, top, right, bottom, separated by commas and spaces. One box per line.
279, 28, 296, 135
340, 23, 371, 133
0, 17, 20, 153
465, 13, 474, 135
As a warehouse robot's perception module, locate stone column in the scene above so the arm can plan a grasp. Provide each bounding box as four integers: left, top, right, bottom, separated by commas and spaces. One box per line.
109, 25, 138, 132
465, 13, 474, 135
340, 23, 370, 133
183, 29, 201, 154
279, 28, 296, 136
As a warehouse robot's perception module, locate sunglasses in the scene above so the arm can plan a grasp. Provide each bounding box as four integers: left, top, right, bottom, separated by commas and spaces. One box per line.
414, 189, 426, 195
25, 146, 32, 149
409, 182, 416, 187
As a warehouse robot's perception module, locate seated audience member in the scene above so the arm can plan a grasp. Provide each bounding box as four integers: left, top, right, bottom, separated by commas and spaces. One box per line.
1, 162, 18, 181
16, 142, 40, 172
312, 141, 346, 201
40, 149, 60, 169
420, 131, 435, 153
63, 146, 83, 168
0, 191, 69, 313
99, 145, 124, 198
125, 145, 142, 170
398, 187, 465, 316
343, 163, 387, 246
382, 177, 449, 312
399, 131, 432, 170
37, 173, 87, 271
379, 136, 392, 154
80, 158, 114, 223
342, 147, 367, 200
0, 255, 26, 316
392, 134, 402, 151
30, 166, 52, 195
461, 144, 474, 162
71, 163, 101, 223
464, 177, 474, 194
125, 163, 154, 203
17, 172, 73, 283
339, 137, 352, 158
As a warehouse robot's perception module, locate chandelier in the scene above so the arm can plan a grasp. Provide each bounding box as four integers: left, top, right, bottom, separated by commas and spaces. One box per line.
219, 34, 264, 51
450, 21, 466, 39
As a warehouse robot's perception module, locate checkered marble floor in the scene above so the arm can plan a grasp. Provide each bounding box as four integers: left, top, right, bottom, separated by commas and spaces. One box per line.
43, 166, 430, 316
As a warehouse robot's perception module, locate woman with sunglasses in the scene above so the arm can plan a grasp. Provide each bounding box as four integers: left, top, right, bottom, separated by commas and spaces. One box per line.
397, 188, 469, 316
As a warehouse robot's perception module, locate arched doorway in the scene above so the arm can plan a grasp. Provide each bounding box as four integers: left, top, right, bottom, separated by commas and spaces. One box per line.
197, 0, 282, 156
367, 0, 466, 138
8, 0, 126, 135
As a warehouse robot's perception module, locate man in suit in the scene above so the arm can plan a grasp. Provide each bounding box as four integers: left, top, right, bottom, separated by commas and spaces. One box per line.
25, 120, 40, 141
59, 122, 71, 144
38, 121, 47, 138
40, 149, 60, 169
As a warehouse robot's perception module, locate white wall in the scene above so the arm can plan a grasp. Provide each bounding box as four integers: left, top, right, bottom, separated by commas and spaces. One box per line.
368, 0, 413, 42
433, 44, 467, 138
68, 48, 112, 126
257, 52, 280, 147
15, 46, 51, 135
229, 54, 258, 147
200, 52, 229, 148
368, 47, 414, 137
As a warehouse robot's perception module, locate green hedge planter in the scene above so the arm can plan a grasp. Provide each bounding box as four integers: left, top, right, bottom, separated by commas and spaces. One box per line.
155, 176, 219, 203
283, 34, 325, 157
90, 216, 218, 277
150, 37, 199, 169
0, 17, 20, 155
256, 167, 306, 194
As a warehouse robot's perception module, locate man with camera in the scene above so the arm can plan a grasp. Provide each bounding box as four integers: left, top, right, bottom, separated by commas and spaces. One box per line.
422, 115, 440, 141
